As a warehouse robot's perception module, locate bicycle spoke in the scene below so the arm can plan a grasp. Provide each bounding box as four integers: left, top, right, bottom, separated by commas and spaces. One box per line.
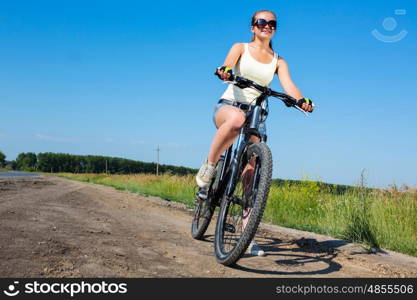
191, 188, 216, 240
223, 201, 244, 252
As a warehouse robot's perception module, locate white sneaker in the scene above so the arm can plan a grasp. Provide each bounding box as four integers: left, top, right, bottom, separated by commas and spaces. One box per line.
196, 159, 216, 189
248, 240, 266, 256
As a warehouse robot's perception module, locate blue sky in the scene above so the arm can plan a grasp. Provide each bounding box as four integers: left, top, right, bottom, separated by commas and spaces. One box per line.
1, 0, 416, 188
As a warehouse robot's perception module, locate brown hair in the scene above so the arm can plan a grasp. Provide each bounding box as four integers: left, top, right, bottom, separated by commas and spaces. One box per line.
251, 10, 277, 51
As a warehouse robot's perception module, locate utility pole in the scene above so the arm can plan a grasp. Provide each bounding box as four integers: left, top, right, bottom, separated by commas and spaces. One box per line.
156, 145, 160, 176
105, 159, 108, 174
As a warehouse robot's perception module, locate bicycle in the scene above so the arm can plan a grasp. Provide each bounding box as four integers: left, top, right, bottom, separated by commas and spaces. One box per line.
191, 72, 312, 266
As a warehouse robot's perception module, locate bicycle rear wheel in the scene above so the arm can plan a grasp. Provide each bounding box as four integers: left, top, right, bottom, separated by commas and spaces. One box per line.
214, 142, 272, 265
191, 158, 224, 240
191, 192, 215, 240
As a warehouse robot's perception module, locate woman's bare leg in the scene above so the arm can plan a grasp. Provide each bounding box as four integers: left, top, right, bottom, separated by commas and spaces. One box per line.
207, 105, 246, 165
241, 135, 265, 255
242, 135, 261, 229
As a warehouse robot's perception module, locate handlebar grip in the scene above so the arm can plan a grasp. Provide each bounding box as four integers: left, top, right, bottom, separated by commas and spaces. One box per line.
294, 98, 315, 114
296, 98, 314, 108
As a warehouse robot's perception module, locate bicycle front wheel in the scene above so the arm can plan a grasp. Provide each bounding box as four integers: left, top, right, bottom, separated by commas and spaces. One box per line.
214, 142, 272, 266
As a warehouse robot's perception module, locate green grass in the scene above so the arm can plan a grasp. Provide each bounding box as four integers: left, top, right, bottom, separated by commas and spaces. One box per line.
52, 173, 197, 208
264, 182, 416, 255
50, 172, 417, 257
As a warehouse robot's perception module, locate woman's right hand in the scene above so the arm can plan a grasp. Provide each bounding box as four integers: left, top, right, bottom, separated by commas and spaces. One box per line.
215, 66, 233, 81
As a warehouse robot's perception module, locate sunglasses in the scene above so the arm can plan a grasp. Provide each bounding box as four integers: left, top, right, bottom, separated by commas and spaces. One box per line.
253, 19, 277, 30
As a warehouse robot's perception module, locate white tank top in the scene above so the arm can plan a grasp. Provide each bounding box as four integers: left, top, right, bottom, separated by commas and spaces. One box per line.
221, 43, 278, 104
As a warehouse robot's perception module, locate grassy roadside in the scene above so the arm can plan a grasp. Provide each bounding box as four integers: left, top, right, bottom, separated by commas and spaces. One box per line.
50, 172, 416, 257
52, 172, 196, 207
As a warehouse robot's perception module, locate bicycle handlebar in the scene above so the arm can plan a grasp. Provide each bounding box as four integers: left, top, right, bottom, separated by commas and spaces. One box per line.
215, 69, 313, 115
229, 74, 298, 107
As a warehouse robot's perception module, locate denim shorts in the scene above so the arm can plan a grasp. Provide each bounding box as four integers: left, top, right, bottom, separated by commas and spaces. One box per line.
213, 99, 267, 140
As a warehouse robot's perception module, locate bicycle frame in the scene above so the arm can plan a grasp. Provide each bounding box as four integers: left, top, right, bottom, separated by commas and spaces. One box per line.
214, 95, 269, 202
208, 75, 307, 205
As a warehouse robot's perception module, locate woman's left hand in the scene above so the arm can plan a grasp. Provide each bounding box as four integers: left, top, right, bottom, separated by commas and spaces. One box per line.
296, 98, 315, 113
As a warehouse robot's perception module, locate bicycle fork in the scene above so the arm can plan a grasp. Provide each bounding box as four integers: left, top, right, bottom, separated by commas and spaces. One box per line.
225, 131, 249, 201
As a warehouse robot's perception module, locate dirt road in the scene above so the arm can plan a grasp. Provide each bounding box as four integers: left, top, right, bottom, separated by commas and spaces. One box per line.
0, 176, 416, 278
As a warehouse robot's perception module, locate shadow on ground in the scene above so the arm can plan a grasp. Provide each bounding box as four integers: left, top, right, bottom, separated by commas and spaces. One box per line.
201, 235, 346, 276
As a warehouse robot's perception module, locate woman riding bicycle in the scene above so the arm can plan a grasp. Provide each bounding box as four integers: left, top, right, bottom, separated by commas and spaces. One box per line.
196, 10, 314, 255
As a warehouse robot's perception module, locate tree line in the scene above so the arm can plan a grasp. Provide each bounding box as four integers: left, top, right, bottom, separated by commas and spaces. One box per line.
0, 151, 6, 168
5, 152, 197, 175
0, 150, 368, 195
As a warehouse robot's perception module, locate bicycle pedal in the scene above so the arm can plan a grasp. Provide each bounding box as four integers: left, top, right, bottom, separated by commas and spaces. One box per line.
224, 223, 236, 233
196, 189, 208, 200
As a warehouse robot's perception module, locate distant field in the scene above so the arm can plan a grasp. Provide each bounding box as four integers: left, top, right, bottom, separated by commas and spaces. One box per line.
52, 172, 417, 257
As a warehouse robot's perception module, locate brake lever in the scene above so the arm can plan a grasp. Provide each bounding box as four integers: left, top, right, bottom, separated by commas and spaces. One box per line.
223, 78, 235, 83
294, 104, 309, 116
293, 102, 315, 116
